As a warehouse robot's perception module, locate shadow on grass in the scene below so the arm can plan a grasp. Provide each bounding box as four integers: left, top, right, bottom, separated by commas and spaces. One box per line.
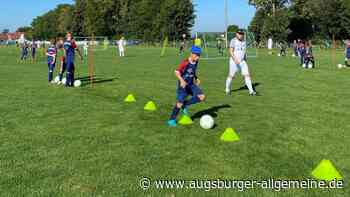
191, 104, 231, 121
232, 82, 261, 92
77, 75, 119, 87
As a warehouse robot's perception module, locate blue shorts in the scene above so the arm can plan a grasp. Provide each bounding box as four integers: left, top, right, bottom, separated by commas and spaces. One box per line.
177, 84, 203, 103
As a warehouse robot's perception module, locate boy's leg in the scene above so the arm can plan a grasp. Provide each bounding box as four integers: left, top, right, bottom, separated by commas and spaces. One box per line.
169, 88, 187, 121
184, 85, 205, 108
345, 58, 350, 67
225, 58, 238, 94
241, 61, 256, 95
48, 63, 54, 82
66, 61, 73, 86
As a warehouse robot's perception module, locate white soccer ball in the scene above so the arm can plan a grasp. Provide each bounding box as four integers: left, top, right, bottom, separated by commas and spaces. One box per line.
62, 78, 67, 85
308, 63, 313, 69
74, 80, 82, 87
337, 64, 344, 69
200, 115, 214, 130
54, 76, 60, 83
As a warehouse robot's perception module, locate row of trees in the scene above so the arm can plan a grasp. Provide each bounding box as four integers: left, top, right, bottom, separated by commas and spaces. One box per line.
28, 0, 195, 42
248, 0, 350, 43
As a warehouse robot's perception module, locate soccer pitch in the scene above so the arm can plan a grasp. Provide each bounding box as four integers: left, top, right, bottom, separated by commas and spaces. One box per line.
0, 46, 349, 196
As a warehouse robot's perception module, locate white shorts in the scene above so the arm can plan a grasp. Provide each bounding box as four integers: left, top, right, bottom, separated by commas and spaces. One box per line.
229, 58, 250, 76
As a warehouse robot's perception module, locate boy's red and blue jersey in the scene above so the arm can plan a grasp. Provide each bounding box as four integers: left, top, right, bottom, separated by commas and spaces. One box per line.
346, 42, 350, 58
47, 45, 56, 64
176, 59, 198, 85
63, 40, 77, 61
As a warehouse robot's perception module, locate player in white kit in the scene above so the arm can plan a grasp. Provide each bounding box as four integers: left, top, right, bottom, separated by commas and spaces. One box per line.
83, 39, 89, 57
225, 30, 257, 96
118, 37, 126, 57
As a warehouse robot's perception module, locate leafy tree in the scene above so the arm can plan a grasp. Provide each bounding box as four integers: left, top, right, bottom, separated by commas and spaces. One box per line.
227, 25, 239, 33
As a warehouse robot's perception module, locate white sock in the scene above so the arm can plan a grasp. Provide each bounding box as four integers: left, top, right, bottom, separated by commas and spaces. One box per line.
245, 77, 254, 93
225, 77, 232, 93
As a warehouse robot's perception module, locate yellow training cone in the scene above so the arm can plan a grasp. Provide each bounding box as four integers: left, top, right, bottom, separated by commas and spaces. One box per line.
311, 160, 343, 181
124, 94, 136, 102
178, 115, 193, 125
144, 101, 157, 111
220, 128, 240, 142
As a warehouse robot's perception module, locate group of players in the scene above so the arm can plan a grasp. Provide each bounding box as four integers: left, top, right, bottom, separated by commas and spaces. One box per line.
168, 29, 257, 126
292, 39, 315, 68
18, 30, 350, 126
46, 32, 83, 87
19, 39, 38, 62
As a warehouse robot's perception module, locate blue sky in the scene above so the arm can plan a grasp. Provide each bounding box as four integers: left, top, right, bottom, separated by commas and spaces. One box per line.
0, 0, 255, 33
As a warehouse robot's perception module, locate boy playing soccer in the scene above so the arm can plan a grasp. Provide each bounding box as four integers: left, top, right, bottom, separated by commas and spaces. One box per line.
47, 40, 57, 83
225, 30, 257, 96
168, 46, 205, 127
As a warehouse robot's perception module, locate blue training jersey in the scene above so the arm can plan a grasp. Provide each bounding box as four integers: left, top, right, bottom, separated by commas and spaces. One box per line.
63, 40, 77, 60
176, 59, 198, 85
346, 42, 350, 58
47, 45, 56, 64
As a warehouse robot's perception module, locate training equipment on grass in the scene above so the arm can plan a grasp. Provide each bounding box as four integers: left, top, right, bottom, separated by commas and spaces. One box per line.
337, 64, 344, 69
144, 101, 157, 111
311, 159, 342, 181
178, 115, 193, 125
160, 36, 168, 57
220, 128, 240, 142
124, 94, 136, 102
61, 78, 67, 85
74, 80, 82, 87
199, 115, 214, 129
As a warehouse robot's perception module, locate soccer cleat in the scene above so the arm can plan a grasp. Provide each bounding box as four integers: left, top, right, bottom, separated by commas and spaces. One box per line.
225, 91, 231, 96
167, 120, 177, 127
249, 91, 258, 96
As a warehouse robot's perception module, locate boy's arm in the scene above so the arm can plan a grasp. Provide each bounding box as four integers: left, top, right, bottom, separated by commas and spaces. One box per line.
230, 47, 240, 64
72, 40, 83, 60
175, 61, 188, 88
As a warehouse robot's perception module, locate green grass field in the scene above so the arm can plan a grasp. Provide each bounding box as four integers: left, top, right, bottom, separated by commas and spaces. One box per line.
0, 45, 349, 197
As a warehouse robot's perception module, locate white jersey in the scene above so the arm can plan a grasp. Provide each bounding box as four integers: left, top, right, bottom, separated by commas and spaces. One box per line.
268, 38, 273, 49
83, 41, 88, 49
118, 40, 125, 49
230, 38, 246, 62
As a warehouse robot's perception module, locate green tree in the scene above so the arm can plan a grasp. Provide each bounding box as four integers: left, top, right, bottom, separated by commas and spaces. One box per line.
227, 25, 239, 33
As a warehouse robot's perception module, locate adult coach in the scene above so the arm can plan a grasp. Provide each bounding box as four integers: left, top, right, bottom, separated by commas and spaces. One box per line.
225, 30, 257, 96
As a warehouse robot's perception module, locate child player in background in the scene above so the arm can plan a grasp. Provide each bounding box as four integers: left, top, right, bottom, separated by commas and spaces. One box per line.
304, 41, 315, 68
167, 46, 206, 127
31, 39, 37, 62
345, 39, 350, 67
179, 34, 187, 55
47, 39, 57, 83
118, 37, 126, 57
20, 42, 29, 61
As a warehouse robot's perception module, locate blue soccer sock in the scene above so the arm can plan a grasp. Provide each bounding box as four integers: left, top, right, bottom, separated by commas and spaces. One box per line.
48, 70, 53, 82
170, 105, 181, 120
